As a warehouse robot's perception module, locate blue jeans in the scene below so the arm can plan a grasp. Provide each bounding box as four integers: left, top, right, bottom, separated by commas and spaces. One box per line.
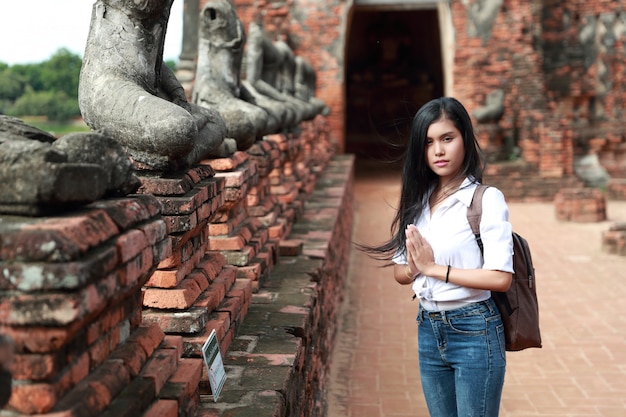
416, 298, 506, 417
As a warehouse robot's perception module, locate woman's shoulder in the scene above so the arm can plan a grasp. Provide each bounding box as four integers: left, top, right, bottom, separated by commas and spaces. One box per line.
479, 184, 509, 219
463, 179, 506, 203
482, 184, 506, 202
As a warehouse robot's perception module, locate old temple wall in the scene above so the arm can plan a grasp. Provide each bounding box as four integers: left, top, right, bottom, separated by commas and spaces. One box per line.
181, 0, 626, 201
1, 130, 353, 417
0, 1, 354, 417
4, 0, 626, 416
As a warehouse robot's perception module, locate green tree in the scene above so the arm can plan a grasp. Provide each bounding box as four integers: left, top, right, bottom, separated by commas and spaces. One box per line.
39, 48, 82, 98
10, 63, 44, 92
9, 88, 79, 121
2, 48, 83, 120
0, 68, 27, 101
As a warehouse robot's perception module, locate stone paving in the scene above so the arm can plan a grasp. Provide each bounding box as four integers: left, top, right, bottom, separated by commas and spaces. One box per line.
327, 166, 626, 417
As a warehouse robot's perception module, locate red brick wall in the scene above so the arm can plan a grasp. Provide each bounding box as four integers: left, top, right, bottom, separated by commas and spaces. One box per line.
228, 0, 347, 151
0, 116, 348, 417
222, 0, 626, 200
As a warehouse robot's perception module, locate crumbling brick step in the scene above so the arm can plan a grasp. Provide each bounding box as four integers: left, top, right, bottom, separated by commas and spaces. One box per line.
195, 155, 354, 417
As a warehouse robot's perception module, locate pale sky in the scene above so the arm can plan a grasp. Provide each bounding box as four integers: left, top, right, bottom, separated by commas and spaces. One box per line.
0, 0, 184, 65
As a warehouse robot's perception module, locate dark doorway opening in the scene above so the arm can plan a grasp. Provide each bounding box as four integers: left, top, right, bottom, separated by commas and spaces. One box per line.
345, 7, 444, 167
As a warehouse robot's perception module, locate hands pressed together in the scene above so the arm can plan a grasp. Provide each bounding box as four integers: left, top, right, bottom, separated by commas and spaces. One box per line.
405, 224, 436, 278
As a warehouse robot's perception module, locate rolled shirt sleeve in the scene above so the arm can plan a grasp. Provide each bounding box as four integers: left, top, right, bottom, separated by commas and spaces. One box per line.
479, 187, 514, 273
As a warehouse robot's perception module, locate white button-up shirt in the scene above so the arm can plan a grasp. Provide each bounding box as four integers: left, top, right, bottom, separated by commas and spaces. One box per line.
394, 179, 514, 309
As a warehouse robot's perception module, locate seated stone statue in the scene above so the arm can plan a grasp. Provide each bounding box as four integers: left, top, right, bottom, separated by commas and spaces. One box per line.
79, 0, 232, 171
0, 116, 139, 215
240, 9, 300, 128
191, 0, 274, 150
295, 56, 328, 116
272, 37, 319, 121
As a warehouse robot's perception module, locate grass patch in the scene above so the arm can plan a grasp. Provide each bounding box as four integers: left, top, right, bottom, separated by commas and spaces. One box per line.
21, 116, 91, 137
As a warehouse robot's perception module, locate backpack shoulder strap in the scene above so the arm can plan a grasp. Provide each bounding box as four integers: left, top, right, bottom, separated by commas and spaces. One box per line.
467, 185, 489, 253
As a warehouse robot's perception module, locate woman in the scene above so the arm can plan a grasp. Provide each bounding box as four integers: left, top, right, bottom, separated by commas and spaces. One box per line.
362, 97, 514, 416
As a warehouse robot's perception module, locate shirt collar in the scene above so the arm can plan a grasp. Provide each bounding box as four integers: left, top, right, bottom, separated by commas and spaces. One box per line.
452, 178, 479, 207
425, 177, 480, 207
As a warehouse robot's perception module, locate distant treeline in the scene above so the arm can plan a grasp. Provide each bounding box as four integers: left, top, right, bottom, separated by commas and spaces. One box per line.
0, 48, 82, 121
0, 48, 177, 122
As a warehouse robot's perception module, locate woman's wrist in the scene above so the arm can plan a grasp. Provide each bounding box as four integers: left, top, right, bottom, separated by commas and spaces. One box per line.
420, 262, 440, 278
404, 265, 418, 281
427, 263, 451, 283
404, 265, 413, 280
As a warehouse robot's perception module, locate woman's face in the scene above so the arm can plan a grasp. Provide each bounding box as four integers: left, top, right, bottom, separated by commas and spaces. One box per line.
425, 117, 465, 183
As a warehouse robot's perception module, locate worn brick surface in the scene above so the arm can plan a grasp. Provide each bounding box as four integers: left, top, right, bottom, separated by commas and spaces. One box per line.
0, 244, 118, 292
201, 151, 249, 172
137, 165, 216, 196
98, 377, 156, 417
196, 155, 354, 417
142, 399, 179, 417
140, 348, 179, 395
554, 187, 607, 222
159, 358, 203, 401
0, 97, 343, 417
0, 209, 120, 263
143, 276, 204, 310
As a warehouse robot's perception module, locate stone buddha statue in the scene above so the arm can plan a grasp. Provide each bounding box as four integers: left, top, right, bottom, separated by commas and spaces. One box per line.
0, 116, 139, 215
192, 0, 275, 150
295, 56, 328, 117
79, 0, 232, 171
239, 6, 300, 129
273, 36, 321, 121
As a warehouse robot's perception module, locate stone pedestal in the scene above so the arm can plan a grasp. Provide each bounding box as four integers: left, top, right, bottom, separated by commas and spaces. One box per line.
606, 178, 626, 200
0, 196, 195, 416
135, 162, 254, 396
602, 223, 626, 256
554, 187, 607, 222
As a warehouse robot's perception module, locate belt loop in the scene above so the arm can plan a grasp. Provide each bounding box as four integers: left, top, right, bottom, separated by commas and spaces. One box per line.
486, 298, 495, 315
441, 310, 448, 324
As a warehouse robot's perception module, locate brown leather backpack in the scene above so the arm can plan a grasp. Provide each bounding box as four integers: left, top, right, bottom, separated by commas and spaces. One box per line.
467, 185, 542, 351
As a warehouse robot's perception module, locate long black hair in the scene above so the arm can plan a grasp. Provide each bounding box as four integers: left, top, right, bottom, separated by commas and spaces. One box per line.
359, 97, 486, 262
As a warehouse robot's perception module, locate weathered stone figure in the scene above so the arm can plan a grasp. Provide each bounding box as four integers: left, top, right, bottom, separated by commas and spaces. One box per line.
0, 116, 139, 215
79, 0, 230, 171
295, 56, 328, 116
240, 8, 299, 128
273, 37, 319, 121
192, 0, 274, 150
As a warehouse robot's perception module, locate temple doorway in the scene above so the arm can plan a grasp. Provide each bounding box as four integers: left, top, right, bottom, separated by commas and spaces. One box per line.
344, 4, 445, 164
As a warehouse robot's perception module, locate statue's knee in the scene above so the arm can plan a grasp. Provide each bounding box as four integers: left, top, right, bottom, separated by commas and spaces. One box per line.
151, 111, 198, 158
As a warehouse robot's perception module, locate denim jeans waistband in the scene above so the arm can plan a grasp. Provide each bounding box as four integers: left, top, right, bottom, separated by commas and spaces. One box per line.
419, 299, 469, 312
419, 298, 497, 321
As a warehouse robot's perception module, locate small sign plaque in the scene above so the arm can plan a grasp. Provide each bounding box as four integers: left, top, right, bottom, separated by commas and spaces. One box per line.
201, 329, 226, 401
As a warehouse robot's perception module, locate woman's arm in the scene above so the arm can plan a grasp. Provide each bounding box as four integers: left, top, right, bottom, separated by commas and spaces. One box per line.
393, 263, 418, 285
406, 224, 512, 292
420, 263, 511, 292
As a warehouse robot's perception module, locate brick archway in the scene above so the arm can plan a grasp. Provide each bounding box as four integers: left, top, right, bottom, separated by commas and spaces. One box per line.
343, 2, 447, 162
